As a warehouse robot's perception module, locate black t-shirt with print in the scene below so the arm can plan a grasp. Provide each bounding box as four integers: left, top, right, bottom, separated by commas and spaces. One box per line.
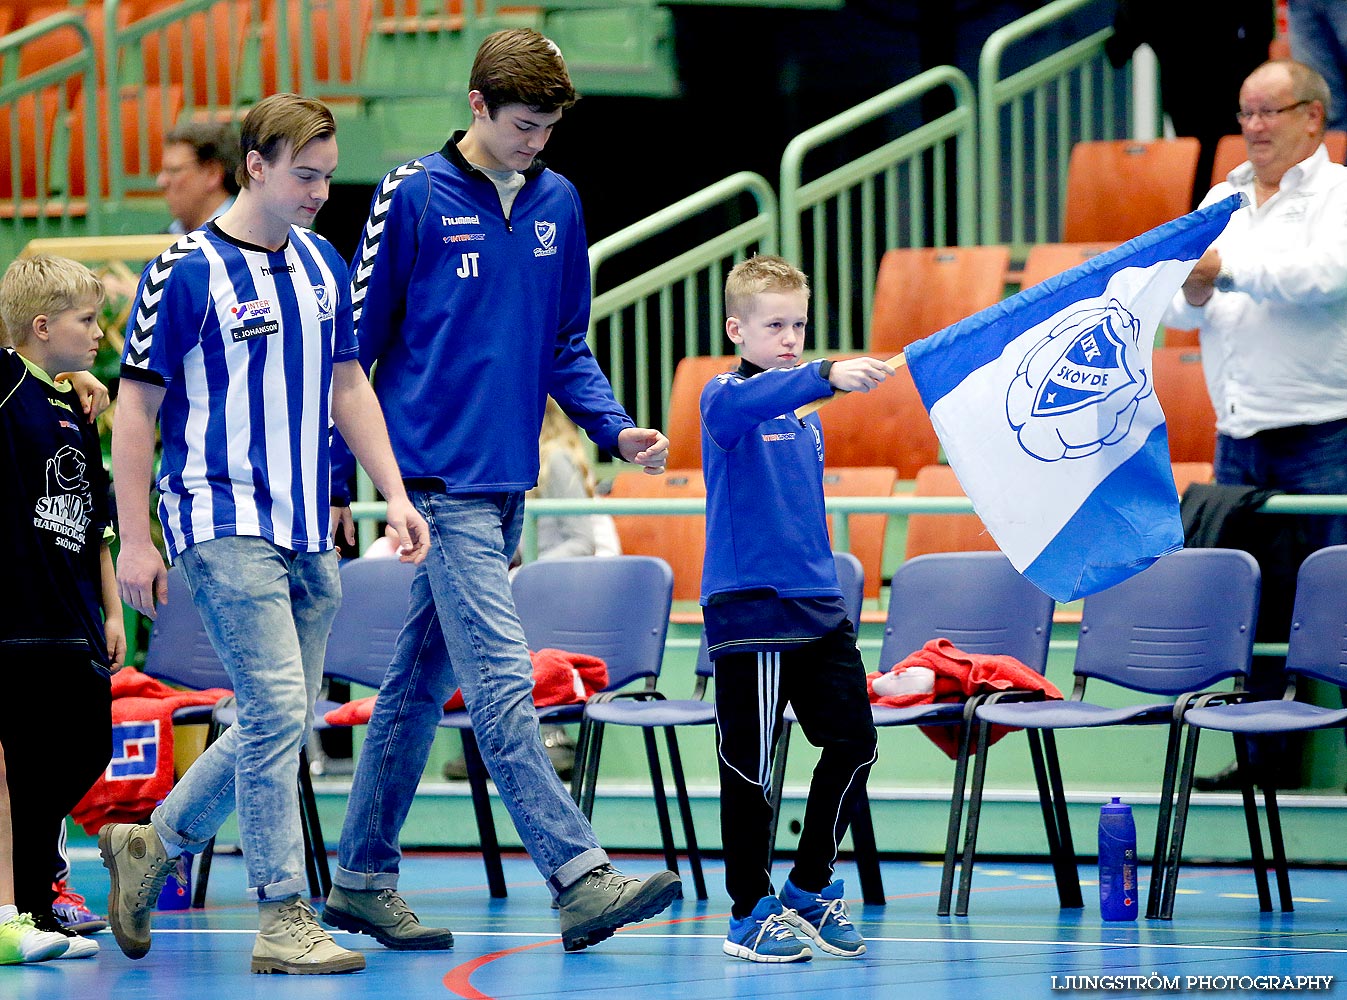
0, 349, 112, 662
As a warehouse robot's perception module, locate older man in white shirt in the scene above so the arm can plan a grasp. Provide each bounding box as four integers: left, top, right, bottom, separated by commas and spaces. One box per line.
1166, 58, 1347, 792
1168, 58, 1347, 537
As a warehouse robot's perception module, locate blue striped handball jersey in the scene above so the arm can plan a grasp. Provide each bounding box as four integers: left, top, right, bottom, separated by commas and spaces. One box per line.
120, 222, 358, 561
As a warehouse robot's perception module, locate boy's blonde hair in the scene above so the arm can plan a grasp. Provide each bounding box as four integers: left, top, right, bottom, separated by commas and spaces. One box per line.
237, 93, 336, 189
724, 254, 810, 320
0, 254, 104, 348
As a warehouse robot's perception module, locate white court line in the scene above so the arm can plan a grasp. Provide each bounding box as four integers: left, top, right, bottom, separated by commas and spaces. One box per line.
149, 928, 1347, 954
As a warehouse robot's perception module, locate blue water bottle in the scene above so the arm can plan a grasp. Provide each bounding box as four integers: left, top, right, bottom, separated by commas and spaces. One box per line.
1098, 796, 1138, 921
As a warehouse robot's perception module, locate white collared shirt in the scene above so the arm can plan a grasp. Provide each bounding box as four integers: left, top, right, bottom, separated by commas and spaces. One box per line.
1164, 143, 1347, 438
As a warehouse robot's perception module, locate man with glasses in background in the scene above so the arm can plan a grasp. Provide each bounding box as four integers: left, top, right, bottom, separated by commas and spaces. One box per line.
1166, 59, 1347, 792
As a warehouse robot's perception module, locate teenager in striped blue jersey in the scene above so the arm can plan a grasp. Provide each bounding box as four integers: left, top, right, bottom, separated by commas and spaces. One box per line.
102, 93, 429, 976
701, 256, 890, 964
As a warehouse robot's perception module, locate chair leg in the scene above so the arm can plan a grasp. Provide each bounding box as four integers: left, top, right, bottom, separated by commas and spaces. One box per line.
938, 703, 978, 917
297, 748, 331, 899
569, 717, 592, 806
642, 729, 681, 879
1035, 730, 1082, 909
766, 721, 792, 865
1261, 781, 1294, 912
1146, 719, 1186, 918
847, 787, 886, 905
1233, 736, 1272, 912
462, 731, 507, 899
1161, 723, 1205, 919
579, 722, 606, 821
955, 718, 995, 916
192, 838, 215, 909
663, 728, 706, 901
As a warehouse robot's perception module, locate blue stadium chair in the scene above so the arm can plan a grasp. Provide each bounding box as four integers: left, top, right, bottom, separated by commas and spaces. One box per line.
437, 555, 674, 898
771, 551, 1055, 908
141, 564, 329, 907
312, 556, 416, 715
1155, 545, 1347, 919
954, 548, 1260, 917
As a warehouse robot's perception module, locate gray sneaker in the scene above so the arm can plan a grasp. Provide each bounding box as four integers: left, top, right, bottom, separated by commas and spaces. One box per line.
557, 865, 681, 952
252, 897, 366, 975
322, 886, 453, 950
98, 822, 176, 959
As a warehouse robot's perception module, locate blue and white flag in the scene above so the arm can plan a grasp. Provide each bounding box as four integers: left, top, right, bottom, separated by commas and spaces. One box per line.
904, 194, 1243, 602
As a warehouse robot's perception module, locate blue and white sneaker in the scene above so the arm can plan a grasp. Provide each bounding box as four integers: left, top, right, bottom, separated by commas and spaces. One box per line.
779, 878, 865, 957
723, 895, 812, 963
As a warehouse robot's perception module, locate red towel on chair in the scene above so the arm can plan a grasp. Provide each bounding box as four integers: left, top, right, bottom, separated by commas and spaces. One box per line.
71, 668, 233, 833
323, 648, 609, 726
867, 638, 1063, 760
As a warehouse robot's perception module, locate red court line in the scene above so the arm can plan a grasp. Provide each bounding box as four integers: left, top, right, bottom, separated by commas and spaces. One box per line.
441, 913, 726, 999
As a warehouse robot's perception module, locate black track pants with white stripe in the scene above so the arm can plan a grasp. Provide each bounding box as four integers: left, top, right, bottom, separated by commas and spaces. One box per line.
713, 624, 877, 919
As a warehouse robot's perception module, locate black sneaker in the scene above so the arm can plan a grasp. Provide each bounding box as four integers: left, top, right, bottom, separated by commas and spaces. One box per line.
556, 866, 681, 952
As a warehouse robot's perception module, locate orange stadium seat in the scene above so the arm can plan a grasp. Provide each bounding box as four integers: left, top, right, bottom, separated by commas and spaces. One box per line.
663, 354, 738, 470
903, 463, 997, 560
66, 83, 182, 196
138, 0, 248, 109
260, 0, 373, 94
820, 466, 896, 600
869, 245, 1011, 355
1162, 327, 1199, 348
816, 361, 940, 479
1170, 461, 1213, 496
1018, 241, 1119, 289
1064, 139, 1200, 243
1152, 346, 1216, 464
0, 88, 60, 201
606, 469, 707, 605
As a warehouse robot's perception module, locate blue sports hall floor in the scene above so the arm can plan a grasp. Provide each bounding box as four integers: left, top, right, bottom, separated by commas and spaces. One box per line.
13, 849, 1347, 999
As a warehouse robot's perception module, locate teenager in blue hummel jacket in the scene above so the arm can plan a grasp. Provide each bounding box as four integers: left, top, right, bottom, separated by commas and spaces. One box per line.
325, 28, 680, 954
701, 255, 893, 964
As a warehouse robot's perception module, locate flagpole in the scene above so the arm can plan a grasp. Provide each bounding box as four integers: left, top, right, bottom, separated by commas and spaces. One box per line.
794, 353, 907, 418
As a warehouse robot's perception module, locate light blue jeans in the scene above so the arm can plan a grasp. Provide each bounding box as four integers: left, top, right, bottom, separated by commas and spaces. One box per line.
1288, 0, 1347, 131
334, 491, 607, 893
152, 536, 341, 901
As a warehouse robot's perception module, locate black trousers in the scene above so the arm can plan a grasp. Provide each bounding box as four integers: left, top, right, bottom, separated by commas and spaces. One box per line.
0, 641, 111, 917
713, 624, 877, 919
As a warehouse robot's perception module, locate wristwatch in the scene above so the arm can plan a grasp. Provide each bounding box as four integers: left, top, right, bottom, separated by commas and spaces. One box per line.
1214, 265, 1235, 293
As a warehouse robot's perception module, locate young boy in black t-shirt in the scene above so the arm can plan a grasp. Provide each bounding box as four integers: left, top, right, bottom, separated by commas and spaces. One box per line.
0, 255, 123, 959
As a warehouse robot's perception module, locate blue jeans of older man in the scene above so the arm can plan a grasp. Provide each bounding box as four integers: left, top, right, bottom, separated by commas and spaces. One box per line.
151, 536, 341, 900
334, 491, 607, 893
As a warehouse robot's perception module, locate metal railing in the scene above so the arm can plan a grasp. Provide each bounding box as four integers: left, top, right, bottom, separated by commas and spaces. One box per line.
779, 65, 978, 353
0, 11, 101, 239
977, 0, 1127, 250
586, 171, 777, 431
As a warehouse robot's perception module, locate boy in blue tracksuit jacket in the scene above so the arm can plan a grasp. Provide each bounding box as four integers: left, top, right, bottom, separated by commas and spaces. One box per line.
324, 28, 680, 955
701, 255, 892, 964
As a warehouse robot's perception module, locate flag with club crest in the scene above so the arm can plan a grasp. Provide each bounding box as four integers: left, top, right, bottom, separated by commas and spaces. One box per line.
903, 194, 1243, 602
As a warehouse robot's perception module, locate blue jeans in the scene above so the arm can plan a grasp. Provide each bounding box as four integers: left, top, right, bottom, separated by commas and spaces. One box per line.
1288, 0, 1347, 131
1215, 416, 1347, 551
152, 536, 340, 901
334, 491, 607, 893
